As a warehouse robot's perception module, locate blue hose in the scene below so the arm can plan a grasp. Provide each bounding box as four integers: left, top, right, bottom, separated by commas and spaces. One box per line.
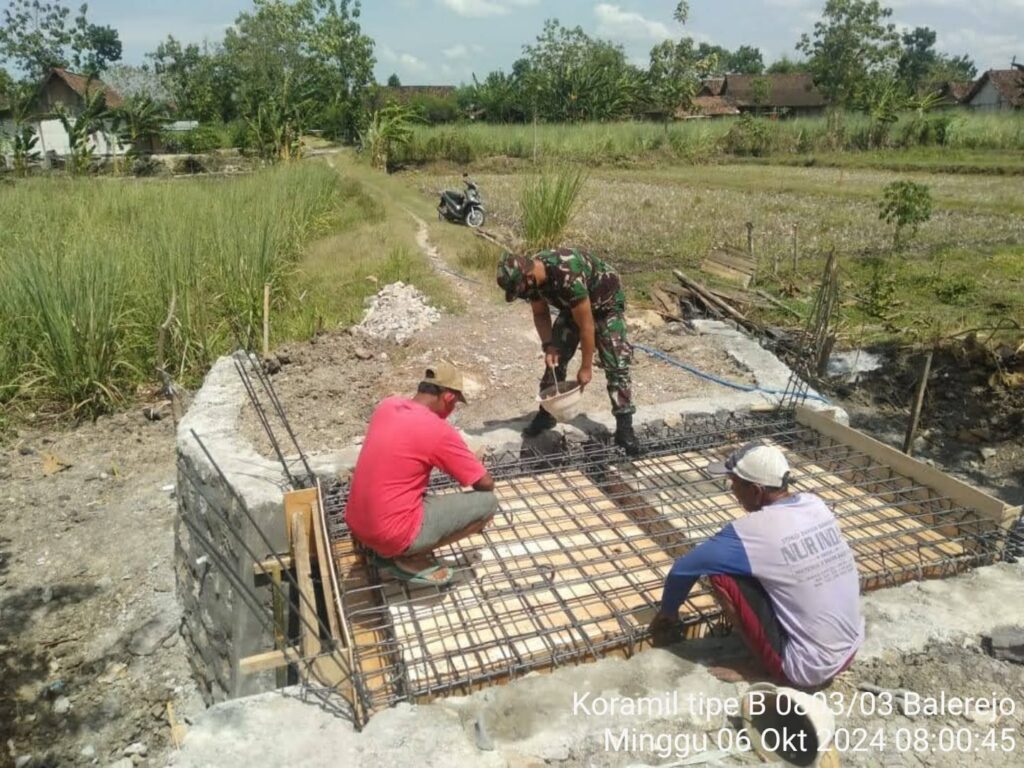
634, 341, 831, 405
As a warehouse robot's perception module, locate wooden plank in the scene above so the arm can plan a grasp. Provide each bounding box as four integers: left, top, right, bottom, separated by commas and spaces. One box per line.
253, 554, 293, 575
701, 260, 752, 288
291, 511, 320, 664
284, 488, 319, 550
310, 487, 341, 640
707, 250, 757, 274
674, 269, 749, 327
795, 406, 1020, 532
239, 646, 303, 674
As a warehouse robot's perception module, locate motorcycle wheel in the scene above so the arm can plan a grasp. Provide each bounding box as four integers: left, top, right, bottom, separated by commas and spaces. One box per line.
466, 208, 485, 228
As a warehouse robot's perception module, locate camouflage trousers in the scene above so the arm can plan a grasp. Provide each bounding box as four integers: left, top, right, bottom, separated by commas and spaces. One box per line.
541, 299, 635, 416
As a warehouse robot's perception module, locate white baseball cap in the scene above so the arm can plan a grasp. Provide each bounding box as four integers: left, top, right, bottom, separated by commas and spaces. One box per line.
708, 443, 791, 488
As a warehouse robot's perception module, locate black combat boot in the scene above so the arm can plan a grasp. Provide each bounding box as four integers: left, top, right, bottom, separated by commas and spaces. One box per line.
522, 407, 557, 437
614, 413, 641, 456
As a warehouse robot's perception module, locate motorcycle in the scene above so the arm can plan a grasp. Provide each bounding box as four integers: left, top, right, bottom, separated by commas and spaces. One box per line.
438, 174, 485, 228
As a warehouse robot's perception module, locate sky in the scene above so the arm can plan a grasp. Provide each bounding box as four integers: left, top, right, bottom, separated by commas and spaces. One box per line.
77, 0, 1023, 85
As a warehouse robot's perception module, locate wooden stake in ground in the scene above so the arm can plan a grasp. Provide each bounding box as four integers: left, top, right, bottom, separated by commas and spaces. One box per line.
792, 225, 799, 273
262, 283, 271, 358
903, 350, 934, 456
745, 222, 756, 284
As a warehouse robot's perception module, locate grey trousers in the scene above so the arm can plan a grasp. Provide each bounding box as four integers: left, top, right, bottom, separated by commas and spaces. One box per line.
405, 491, 498, 554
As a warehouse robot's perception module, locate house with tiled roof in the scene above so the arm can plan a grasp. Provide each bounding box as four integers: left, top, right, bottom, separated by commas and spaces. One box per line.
682, 73, 827, 118
965, 69, 1023, 111
1, 68, 125, 164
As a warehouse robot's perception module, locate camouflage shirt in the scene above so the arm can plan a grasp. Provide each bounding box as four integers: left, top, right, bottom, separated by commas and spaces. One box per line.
535, 248, 623, 314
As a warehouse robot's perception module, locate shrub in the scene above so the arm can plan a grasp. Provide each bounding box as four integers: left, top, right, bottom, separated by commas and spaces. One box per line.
934, 275, 977, 306
723, 114, 773, 157
878, 180, 933, 250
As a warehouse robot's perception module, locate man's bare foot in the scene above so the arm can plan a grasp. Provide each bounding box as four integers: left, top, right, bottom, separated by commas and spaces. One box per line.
394, 553, 450, 583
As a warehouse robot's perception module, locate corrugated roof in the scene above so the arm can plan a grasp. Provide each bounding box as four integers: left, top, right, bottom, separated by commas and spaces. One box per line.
722, 74, 826, 108
49, 68, 123, 109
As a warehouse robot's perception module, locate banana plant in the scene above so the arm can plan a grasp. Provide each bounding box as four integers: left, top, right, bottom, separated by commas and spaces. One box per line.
11, 125, 40, 176
358, 102, 418, 172
4, 84, 40, 177
112, 95, 168, 172
55, 83, 109, 176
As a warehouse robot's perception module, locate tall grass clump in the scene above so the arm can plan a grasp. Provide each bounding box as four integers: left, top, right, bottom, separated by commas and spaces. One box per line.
0, 163, 342, 416
519, 165, 587, 250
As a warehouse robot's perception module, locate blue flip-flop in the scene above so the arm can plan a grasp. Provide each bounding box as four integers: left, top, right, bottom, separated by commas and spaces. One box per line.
371, 553, 453, 587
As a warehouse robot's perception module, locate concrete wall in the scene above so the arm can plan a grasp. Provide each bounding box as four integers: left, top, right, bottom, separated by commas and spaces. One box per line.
175, 353, 292, 704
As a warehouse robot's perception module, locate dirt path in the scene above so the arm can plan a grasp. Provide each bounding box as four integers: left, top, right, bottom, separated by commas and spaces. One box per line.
243, 213, 759, 457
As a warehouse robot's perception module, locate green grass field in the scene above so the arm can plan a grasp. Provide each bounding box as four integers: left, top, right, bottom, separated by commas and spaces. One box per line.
418, 158, 1024, 348
2, 128, 1021, 420
394, 112, 1024, 168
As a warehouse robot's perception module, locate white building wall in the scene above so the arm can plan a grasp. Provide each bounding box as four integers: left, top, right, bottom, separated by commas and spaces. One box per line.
969, 80, 1004, 111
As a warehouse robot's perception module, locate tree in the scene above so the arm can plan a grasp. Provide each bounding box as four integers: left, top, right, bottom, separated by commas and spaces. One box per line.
767, 56, 809, 74
386, 73, 400, 87
646, 8, 718, 121
797, 0, 901, 109
898, 28, 975, 92
729, 45, 764, 75
70, 16, 121, 74
0, 65, 12, 96
148, 37, 233, 122
928, 54, 975, 85
222, 0, 375, 145
0, 0, 121, 78
518, 19, 643, 122
103, 63, 170, 103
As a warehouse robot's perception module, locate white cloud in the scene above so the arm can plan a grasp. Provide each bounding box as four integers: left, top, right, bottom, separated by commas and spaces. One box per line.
440, 0, 510, 17
443, 44, 469, 59
594, 4, 674, 43
400, 53, 428, 72
939, 28, 1022, 68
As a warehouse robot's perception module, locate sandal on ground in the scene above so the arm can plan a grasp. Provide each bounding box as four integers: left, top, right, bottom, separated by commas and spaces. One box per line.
371, 553, 453, 587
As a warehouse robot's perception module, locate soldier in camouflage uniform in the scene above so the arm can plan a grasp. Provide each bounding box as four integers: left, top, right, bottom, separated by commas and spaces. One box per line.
496, 248, 639, 455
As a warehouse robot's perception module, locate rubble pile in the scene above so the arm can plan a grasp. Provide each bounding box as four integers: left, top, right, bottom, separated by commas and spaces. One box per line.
355, 282, 441, 344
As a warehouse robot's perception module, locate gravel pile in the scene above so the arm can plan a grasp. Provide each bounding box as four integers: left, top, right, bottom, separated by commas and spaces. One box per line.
355, 282, 441, 344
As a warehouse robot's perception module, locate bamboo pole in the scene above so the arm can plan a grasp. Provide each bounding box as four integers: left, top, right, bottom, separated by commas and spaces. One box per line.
903, 350, 933, 456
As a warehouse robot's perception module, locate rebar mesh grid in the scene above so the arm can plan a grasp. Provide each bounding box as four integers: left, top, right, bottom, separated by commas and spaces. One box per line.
322, 410, 1007, 716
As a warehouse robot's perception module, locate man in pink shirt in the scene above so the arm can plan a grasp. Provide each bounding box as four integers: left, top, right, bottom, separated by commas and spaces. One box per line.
345, 362, 497, 586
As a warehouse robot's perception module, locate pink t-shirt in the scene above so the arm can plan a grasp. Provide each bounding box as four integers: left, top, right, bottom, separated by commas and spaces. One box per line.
344, 397, 487, 557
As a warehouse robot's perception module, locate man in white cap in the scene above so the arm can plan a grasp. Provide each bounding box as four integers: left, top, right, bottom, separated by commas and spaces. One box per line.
650, 442, 864, 687
346, 362, 497, 587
